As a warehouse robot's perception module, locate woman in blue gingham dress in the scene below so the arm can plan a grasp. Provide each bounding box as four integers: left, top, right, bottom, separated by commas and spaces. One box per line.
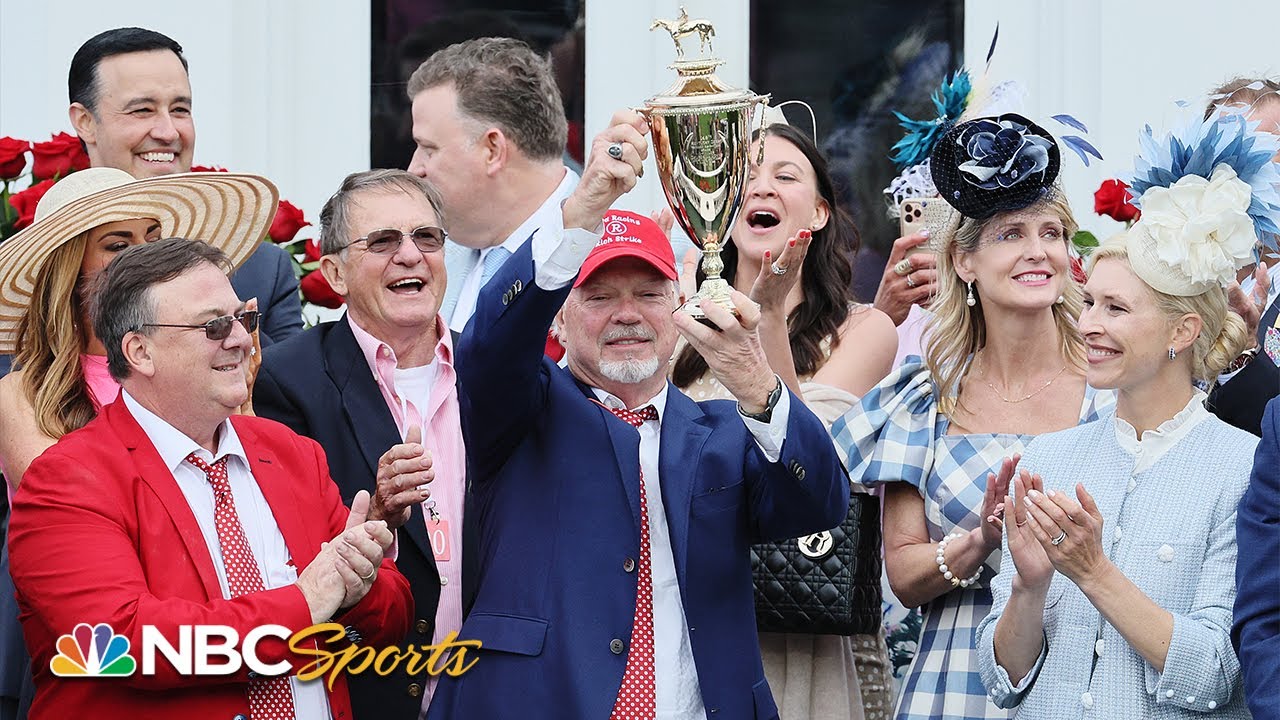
830, 111, 1112, 720
833, 357, 1113, 719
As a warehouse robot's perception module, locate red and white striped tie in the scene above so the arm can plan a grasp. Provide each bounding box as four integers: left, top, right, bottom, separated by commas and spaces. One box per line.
186, 452, 297, 720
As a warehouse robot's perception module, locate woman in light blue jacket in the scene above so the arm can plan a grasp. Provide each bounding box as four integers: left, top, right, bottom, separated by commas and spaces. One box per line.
977, 113, 1278, 719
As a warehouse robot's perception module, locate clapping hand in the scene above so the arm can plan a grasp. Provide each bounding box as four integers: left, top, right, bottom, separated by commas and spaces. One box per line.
1023, 482, 1109, 586
1007, 471, 1054, 594
371, 425, 433, 530
979, 454, 1017, 550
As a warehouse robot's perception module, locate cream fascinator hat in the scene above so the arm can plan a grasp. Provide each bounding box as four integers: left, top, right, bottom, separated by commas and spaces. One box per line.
1124, 113, 1280, 296
0, 168, 278, 352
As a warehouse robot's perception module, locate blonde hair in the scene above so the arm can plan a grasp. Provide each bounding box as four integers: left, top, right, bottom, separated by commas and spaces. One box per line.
1088, 238, 1250, 384
924, 192, 1086, 415
13, 234, 98, 439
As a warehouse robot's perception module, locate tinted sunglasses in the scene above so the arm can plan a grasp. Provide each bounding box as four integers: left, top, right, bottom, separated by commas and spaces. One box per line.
142, 310, 260, 341
348, 226, 446, 255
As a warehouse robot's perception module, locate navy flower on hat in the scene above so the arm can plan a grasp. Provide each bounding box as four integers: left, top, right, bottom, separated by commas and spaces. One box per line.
930, 113, 1061, 220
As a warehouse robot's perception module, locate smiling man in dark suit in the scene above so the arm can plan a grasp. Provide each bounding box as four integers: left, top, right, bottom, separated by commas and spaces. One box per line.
254, 169, 465, 718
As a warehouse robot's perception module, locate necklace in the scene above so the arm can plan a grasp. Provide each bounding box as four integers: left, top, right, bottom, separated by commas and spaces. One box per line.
978, 355, 1068, 404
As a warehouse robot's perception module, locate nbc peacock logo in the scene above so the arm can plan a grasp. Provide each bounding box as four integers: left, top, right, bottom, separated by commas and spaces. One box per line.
50, 623, 136, 677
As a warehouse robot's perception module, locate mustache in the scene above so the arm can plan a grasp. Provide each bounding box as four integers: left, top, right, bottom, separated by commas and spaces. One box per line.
601, 325, 656, 343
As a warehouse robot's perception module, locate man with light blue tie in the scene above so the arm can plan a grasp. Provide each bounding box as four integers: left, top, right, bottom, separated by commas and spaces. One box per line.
406, 37, 578, 331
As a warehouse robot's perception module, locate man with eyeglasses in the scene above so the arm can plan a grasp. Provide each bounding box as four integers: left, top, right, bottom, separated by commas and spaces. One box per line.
7, 238, 414, 719
254, 169, 464, 718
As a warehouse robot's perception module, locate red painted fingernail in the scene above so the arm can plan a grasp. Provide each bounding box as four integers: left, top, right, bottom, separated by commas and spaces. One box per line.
789, 239, 796, 247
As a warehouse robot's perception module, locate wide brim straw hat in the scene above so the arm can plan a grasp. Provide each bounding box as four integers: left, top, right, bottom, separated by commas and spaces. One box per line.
0, 167, 279, 353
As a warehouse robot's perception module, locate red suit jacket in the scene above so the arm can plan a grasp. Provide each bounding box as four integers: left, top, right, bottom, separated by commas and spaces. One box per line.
7, 399, 414, 720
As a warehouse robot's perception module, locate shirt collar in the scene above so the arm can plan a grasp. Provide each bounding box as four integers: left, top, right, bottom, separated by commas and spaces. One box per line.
1114, 389, 1210, 455
485, 168, 578, 258
121, 390, 248, 472
347, 312, 455, 375
590, 383, 669, 420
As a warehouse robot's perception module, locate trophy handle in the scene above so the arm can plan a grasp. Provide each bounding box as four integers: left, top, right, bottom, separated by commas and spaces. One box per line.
755, 97, 770, 166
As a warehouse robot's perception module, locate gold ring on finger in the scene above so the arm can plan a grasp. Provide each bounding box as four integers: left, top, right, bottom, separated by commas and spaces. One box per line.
893, 258, 913, 276
360, 567, 376, 581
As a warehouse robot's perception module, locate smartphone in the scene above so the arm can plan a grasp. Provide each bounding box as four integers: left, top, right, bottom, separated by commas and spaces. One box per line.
898, 198, 958, 257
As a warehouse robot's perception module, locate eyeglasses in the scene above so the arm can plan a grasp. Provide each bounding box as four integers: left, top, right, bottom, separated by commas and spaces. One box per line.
346, 226, 446, 255
141, 310, 260, 341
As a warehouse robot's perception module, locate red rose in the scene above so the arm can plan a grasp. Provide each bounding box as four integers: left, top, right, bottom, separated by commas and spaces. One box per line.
1070, 255, 1088, 285
8, 178, 57, 230
303, 238, 322, 263
1093, 179, 1140, 223
300, 270, 344, 308
268, 200, 311, 243
190, 164, 228, 172
0, 137, 31, 180
30, 132, 90, 180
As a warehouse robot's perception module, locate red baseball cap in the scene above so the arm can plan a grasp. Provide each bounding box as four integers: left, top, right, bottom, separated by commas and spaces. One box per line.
574, 210, 678, 288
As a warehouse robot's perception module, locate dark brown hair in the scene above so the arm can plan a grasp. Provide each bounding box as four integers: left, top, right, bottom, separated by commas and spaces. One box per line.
673, 123, 858, 387
91, 238, 230, 381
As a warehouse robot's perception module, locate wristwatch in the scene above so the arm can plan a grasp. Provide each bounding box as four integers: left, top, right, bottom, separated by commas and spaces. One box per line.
739, 376, 783, 423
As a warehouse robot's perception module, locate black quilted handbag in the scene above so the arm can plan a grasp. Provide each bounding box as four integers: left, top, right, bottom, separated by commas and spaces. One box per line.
750, 492, 883, 636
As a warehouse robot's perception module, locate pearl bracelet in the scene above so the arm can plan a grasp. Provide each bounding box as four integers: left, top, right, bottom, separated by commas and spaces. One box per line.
936, 531, 983, 588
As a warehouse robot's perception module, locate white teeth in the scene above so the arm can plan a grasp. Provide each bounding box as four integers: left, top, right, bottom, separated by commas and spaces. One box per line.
1017, 273, 1049, 282
1088, 348, 1118, 357
140, 152, 175, 162
389, 279, 423, 289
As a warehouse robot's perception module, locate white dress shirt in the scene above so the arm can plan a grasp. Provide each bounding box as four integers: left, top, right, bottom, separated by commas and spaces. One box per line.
1114, 390, 1211, 474
447, 169, 578, 329
591, 385, 789, 720
121, 392, 331, 720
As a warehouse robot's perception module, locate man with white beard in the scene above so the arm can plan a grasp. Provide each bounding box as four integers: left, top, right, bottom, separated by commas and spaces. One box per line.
427, 114, 847, 720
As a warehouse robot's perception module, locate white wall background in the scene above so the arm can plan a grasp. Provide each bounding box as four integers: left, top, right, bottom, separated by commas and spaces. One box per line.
966, 0, 1280, 239
0, 0, 368, 232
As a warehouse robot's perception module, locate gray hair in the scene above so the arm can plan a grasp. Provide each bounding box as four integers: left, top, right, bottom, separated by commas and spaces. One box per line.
406, 37, 567, 161
319, 169, 447, 256
90, 238, 231, 381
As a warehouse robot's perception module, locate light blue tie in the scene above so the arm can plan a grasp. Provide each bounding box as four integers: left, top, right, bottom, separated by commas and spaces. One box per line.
478, 246, 512, 291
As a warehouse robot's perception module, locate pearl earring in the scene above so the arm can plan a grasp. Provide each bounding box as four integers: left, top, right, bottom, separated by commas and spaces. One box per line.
1055, 295, 1064, 304
966, 281, 976, 307
1168, 347, 1177, 360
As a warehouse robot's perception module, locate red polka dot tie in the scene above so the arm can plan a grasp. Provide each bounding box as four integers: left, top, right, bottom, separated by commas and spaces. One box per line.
186, 453, 297, 720
599, 404, 658, 720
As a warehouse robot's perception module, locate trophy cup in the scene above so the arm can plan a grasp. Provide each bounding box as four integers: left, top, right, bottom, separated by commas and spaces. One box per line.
642, 8, 769, 323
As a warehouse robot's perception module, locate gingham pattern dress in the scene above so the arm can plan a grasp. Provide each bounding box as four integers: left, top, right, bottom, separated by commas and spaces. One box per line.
830, 358, 1114, 720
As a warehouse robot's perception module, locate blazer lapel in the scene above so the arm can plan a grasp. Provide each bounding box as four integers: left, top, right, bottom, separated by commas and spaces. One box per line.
657, 385, 712, 592
234, 419, 315, 567
575, 379, 642, 533
324, 319, 438, 568
323, 320, 403, 481
108, 402, 223, 602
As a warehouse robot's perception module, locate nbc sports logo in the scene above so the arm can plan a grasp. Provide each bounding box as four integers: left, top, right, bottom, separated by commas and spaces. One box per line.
50, 623, 136, 677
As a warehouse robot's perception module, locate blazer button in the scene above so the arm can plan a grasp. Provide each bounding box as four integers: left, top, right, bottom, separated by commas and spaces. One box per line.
502, 291, 513, 306
247, 670, 259, 679
234, 715, 249, 720
789, 460, 806, 481
415, 619, 430, 635
513, 279, 523, 293
623, 557, 636, 573
610, 638, 624, 654
408, 682, 422, 697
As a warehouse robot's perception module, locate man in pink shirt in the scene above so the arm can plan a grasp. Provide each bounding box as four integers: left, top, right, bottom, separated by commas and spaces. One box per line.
254, 169, 466, 719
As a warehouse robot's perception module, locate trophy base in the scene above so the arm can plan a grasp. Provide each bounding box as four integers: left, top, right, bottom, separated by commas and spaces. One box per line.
679, 294, 739, 329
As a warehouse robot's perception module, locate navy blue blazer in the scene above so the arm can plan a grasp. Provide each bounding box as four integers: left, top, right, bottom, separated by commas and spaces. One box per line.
1234, 398, 1280, 716
254, 319, 475, 719
230, 243, 303, 347
427, 243, 848, 720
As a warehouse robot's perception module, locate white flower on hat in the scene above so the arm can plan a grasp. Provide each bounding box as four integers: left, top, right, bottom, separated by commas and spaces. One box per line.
1137, 164, 1255, 290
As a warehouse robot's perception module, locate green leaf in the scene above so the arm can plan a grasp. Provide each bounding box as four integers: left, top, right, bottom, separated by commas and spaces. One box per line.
1071, 230, 1099, 253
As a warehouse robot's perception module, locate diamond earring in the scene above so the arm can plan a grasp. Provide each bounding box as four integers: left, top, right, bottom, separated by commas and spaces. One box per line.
1168, 347, 1177, 360
966, 281, 976, 307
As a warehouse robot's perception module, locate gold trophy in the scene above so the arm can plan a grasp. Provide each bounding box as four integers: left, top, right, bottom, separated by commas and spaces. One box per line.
642, 7, 769, 322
